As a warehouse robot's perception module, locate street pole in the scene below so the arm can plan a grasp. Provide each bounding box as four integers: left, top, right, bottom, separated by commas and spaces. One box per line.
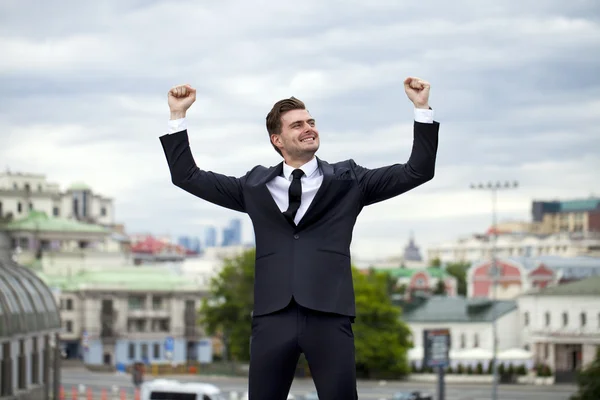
470, 181, 518, 400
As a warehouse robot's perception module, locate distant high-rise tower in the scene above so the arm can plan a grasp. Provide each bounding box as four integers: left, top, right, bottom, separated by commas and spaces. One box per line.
221, 218, 242, 247
204, 226, 217, 247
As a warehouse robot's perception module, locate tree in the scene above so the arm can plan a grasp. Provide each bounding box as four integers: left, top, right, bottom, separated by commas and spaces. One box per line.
200, 248, 413, 377
445, 261, 470, 296
433, 279, 446, 295
429, 257, 441, 268
352, 268, 412, 379
199, 249, 256, 361
571, 347, 600, 400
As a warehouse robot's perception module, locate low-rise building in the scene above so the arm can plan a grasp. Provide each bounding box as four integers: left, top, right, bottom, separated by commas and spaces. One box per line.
41, 266, 211, 368
467, 256, 600, 300
517, 276, 600, 383
374, 267, 458, 297
399, 295, 526, 369
0, 171, 114, 227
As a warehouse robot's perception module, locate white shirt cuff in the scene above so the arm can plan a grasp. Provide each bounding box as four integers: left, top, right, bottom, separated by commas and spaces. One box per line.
168, 118, 187, 133
414, 108, 434, 124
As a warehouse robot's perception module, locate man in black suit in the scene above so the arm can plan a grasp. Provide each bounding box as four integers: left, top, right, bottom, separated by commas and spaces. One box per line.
160, 77, 439, 400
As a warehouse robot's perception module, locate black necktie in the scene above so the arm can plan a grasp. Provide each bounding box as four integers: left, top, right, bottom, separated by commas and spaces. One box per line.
283, 169, 305, 223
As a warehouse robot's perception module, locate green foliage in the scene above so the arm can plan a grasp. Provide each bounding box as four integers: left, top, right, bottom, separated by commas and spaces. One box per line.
429, 257, 442, 268
432, 279, 446, 295
516, 364, 527, 375
352, 268, 412, 378
199, 249, 256, 361
475, 362, 483, 375
571, 347, 600, 400
444, 261, 470, 296
200, 248, 413, 377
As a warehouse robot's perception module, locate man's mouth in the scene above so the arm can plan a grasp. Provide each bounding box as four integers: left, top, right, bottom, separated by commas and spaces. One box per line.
301, 136, 316, 143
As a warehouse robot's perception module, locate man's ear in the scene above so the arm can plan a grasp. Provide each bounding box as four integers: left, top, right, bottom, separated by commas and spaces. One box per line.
271, 134, 282, 148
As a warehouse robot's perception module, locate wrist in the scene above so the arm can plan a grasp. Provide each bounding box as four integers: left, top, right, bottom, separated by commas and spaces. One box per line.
170, 110, 186, 120
414, 103, 430, 110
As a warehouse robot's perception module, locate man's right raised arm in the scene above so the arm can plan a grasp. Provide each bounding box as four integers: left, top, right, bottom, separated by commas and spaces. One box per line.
159, 84, 246, 213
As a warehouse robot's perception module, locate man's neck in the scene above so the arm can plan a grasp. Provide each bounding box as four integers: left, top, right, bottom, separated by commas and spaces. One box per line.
284, 155, 315, 169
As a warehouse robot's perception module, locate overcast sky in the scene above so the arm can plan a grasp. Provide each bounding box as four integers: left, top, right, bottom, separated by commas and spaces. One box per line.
1, 0, 599, 260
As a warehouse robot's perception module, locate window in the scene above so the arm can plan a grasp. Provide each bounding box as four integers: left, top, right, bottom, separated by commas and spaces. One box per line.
141, 344, 148, 360
545, 312, 551, 326
153, 343, 160, 359
66, 298, 73, 310
17, 202, 22, 213
460, 333, 466, 349
581, 312, 587, 327
128, 296, 145, 310
524, 312, 529, 327
473, 334, 479, 348
152, 296, 163, 310
129, 343, 135, 359
65, 320, 73, 333
53, 207, 60, 217
562, 312, 568, 327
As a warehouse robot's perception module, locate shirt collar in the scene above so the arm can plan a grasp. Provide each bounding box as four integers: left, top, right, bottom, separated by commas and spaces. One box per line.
282, 157, 319, 180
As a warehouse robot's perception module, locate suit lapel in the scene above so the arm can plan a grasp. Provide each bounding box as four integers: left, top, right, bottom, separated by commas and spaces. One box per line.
255, 162, 291, 225
296, 157, 333, 230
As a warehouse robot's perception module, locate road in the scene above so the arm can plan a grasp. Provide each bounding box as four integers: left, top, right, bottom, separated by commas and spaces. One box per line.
60, 368, 576, 400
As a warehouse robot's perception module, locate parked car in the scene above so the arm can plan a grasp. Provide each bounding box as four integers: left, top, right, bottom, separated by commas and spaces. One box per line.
391, 391, 432, 400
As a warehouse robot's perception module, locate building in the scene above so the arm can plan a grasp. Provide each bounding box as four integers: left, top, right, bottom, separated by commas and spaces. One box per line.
353, 235, 427, 270
0, 210, 129, 272
204, 226, 217, 248
374, 266, 458, 297
427, 231, 600, 264
42, 266, 211, 368
0, 171, 114, 227
532, 196, 600, 234
0, 232, 62, 400
129, 234, 187, 264
467, 256, 600, 300
399, 295, 527, 369
517, 276, 600, 383
221, 219, 242, 247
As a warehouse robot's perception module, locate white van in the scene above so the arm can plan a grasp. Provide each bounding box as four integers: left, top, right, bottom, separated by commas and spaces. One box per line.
140, 379, 226, 400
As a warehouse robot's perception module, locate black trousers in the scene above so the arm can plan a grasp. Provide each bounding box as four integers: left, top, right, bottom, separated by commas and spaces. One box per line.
248, 299, 358, 400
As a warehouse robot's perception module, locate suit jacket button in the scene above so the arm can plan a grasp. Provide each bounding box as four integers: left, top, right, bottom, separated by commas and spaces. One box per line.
294, 234, 299, 239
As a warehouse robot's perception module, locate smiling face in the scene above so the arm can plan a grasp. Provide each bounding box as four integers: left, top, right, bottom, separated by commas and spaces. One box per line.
272, 109, 320, 161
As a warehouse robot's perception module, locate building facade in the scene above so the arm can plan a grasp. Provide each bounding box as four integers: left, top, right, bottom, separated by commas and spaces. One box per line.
427, 231, 600, 264
0, 232, 62, 400
0, 171, 114, 227
532, 197, 600, 234
43, 266, 211, 368
517, 276, 600, 383
400, 296, 525, 369
467, 256, 600, 300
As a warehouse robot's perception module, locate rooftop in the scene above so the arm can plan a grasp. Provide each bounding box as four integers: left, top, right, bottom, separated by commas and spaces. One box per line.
0, 210, 108, 234
374, 266, 451, 279
522, 275, 600, 297
40, 265, 202, 292
0, 233, 61, 337
398, 295, 517, 323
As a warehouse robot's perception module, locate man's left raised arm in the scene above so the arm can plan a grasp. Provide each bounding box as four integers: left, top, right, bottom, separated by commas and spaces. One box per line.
351, 77, 439, 206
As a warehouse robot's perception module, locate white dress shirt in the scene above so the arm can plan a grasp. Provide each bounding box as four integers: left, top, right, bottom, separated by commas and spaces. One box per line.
167, 108, 434, 225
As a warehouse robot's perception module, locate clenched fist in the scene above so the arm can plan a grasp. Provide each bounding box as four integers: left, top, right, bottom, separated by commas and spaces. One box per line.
404, 77, 430, 109
168, 84, 196, 119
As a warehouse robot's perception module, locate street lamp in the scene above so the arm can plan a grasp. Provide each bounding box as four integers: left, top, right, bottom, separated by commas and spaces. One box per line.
470, 180, 518, 400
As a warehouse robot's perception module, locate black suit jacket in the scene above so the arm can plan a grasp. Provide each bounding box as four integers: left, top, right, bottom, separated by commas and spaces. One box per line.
160, 121, 439, 317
